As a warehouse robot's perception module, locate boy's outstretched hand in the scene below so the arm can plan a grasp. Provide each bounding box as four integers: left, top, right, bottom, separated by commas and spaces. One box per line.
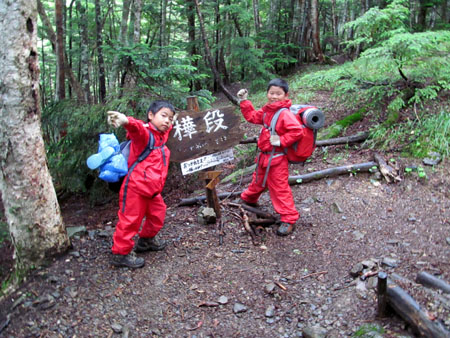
237, 89, 248, 101
107, 111, 128, 128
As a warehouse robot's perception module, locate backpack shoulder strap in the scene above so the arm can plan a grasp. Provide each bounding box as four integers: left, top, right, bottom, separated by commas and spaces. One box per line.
269, 108, 288, 135
136, 129, 155, 163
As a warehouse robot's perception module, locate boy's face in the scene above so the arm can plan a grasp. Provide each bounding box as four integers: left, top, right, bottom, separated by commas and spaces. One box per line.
148, 107, 175, 132
267, 85, 288, 104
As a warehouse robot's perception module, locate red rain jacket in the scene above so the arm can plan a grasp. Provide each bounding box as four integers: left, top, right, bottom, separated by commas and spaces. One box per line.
123, 117, 172, 198
240, 99, 303, 167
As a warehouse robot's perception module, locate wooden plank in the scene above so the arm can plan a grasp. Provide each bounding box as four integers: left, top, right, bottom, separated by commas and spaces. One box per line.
206, 176, 220, 190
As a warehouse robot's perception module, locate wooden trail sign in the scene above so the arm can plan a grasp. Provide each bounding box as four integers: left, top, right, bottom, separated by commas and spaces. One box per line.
167, 105, 243, 163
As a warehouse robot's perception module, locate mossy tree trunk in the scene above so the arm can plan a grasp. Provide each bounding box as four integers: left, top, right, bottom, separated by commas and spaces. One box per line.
0, 0, 70, 283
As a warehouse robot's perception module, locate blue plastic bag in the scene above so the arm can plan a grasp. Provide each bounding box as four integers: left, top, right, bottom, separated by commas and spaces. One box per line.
87, 134, 129, 183
102, 153, 128, 175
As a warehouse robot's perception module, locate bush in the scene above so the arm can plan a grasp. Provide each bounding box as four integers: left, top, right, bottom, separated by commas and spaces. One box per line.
367, 109, 450, 158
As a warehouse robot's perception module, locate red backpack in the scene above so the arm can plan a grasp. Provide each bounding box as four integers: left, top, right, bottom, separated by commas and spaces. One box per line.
270, 105, 324, 162
261, 105, 324, 186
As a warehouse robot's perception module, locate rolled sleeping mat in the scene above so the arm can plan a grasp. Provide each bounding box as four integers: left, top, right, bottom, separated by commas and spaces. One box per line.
301, 107, 325, 130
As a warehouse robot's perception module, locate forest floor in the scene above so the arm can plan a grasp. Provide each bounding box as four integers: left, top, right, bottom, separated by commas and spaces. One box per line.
0, 88, 449, 337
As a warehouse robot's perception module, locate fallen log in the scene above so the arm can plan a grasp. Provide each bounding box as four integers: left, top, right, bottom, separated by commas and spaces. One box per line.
374, 153, 401, 183
240, 131, 369, 146
316, 131, 369, 147
178, 191, 242, 206
385, 278, 450, 337
249, 218, 277, 227
416, 272, 450, 294
227, 202, 276, 220
288, 161, 377, 185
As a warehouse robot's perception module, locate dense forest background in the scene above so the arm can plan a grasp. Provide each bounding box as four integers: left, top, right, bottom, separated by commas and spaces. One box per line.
35, 0, 449, 199
39, 0, 449, 104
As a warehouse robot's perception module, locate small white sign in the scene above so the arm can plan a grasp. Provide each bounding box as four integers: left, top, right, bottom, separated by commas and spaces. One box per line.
181, 148, 234, 175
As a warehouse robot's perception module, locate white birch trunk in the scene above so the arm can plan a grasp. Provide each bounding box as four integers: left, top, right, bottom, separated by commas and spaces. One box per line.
0, 0, 70, 280
133, 0, 142, 44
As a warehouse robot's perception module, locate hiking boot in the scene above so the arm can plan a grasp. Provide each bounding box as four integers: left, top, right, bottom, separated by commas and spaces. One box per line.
277, 222, 296, 236
111, 251, 145, 268
241, 198, 259, 208
135, 235, 167, 253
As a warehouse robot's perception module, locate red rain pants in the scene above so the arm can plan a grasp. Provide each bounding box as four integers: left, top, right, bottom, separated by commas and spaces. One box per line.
112, 187, 166, 255
241, 158, 299, 224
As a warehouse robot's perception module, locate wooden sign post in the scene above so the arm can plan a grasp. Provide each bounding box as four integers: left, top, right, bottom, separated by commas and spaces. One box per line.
198, 170, 222, 218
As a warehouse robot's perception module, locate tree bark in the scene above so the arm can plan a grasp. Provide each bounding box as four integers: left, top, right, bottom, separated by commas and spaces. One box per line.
193, 0, 238, 105
94, 0, 106, 102
0, 0, 70, 281
55, 0, 66, 100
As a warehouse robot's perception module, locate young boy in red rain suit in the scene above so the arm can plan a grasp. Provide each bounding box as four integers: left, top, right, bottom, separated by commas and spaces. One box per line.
107, 101, 176, 268
237, 78, 302, 236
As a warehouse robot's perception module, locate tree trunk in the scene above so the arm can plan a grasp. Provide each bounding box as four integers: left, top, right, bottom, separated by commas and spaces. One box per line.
133, 0, 142, 44
186, 1, 201, 91
252, 0, 261, 46
37, 0, 84, 103
0, 0, 70, 282
331, 0, 338, 53
109, 0, 131, 90
310, 0, 324, 62
94, 0, 106, 102
122, 0, 143, 91
193, 0, 238, 105
298, 0, 309, 62
442, 0, 448, 24
55, 0, 66, 100
160, 0, 168, 47
417, 0, 428, 31
75, 0, 92, 104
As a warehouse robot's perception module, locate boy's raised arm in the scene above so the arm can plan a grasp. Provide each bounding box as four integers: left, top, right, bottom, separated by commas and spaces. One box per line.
107, 111, 129, 128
